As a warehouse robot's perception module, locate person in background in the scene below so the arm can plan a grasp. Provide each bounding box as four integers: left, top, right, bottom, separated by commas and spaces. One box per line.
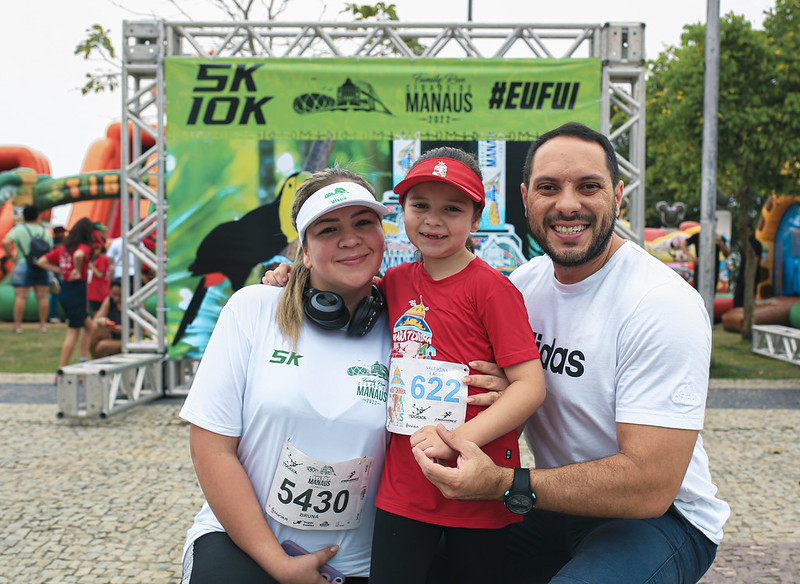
681, 228, 730, 292
141, 231, 156, 282
414, 122, 730, 584
87, 240, 111, 317
92, 222, 107, 248
2, 204, 53, 333
48, 226, 67, 323
733, 223, 763, 308
89, 278, 124, 359
37, 217, 96, 368
106, 235, 138, 288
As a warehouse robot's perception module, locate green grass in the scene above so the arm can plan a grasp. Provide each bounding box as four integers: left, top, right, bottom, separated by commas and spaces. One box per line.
709, 323, 798, 379
0, 320, 797, 378
0, 322, 68, 373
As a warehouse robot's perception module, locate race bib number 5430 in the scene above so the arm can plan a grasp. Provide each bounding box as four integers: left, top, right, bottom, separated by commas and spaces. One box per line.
266, 442, 372, 530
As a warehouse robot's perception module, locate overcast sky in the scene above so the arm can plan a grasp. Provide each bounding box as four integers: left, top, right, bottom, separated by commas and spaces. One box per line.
2, 0, 773, 179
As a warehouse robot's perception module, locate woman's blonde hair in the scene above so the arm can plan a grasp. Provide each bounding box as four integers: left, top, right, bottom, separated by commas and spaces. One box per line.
276, 167, 378, 345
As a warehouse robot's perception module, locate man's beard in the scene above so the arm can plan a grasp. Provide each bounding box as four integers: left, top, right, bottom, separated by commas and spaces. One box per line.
530, 206, 616, 268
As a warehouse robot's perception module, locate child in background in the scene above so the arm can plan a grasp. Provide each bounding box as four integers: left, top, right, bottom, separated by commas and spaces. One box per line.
87, 241, 111, 317
368, 147, 546, 584
48, 226, 67, 323
37, 217, 96, 369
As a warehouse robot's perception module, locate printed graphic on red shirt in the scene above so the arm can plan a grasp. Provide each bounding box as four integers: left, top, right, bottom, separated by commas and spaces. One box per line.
388, 298, 468, 435
391, 299, 436, 359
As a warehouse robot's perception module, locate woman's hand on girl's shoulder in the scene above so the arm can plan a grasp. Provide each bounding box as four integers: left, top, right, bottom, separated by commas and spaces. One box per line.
261, 263, 291, 286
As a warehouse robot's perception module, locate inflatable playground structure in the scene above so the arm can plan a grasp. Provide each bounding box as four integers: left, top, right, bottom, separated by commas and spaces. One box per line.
2, 20, 797, 417
641, 199, 800, 330
642, 200, 800, 368
0, 124, 158, 318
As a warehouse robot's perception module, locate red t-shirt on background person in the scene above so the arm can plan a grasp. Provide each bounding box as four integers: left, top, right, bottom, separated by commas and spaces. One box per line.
43, 243, 92, 282
87, 253, 110, 304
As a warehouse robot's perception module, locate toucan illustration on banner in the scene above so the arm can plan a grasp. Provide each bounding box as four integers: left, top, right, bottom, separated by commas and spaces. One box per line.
172, 140, 335, 346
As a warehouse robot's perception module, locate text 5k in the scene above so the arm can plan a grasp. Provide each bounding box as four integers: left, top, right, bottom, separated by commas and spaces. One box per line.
270, 350, 303, 366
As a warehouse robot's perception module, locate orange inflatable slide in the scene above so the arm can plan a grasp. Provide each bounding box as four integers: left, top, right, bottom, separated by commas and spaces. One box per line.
0, 122, 157, 246
66, 122, 157, 238
0, 146, 52, 241
721, 194, 800, 332
0, 146, 53, 276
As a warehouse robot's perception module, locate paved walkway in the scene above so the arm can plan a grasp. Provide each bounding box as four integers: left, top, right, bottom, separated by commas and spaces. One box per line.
0, 375, 797, 583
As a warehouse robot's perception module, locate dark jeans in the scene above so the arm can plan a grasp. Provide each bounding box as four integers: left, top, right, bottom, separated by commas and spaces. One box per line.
427, 506, 717, 584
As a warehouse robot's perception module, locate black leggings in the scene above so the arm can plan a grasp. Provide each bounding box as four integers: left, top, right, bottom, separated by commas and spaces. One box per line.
368, 509, 510, 584
186, 531, 369, 584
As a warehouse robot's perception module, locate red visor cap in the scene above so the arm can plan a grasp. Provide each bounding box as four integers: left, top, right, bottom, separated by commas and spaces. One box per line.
393, 158, 486, 210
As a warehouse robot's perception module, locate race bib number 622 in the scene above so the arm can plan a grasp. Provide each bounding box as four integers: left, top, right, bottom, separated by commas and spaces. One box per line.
386, 357, 468, 435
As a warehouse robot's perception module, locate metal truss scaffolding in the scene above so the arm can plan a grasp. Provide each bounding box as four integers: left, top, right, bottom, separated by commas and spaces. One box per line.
752, 325, 800, 366
121, 20, 647, 378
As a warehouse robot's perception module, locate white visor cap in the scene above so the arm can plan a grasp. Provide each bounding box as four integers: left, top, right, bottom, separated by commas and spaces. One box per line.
296, 181, 388, 243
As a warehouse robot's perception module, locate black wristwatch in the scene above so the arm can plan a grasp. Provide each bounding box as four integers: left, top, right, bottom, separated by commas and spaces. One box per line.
504, 467, 535, 514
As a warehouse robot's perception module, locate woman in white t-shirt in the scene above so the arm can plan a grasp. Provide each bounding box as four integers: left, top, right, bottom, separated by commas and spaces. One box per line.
180, 168, 391, 584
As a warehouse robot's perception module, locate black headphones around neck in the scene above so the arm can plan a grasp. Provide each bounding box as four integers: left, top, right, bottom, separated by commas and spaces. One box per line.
303, 285, 385, 337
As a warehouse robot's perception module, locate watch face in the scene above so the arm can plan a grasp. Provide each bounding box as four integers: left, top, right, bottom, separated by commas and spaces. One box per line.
506, 494, 533, 514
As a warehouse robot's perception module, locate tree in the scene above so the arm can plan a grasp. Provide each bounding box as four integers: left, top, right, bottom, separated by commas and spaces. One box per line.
645, 4, 800, 338
764, 0, 800, 169
74, 24, 119, 94
341, 2, 399, 20
75, 1, 408, 95
341, 2, 426, 55
75, 0, 293, 94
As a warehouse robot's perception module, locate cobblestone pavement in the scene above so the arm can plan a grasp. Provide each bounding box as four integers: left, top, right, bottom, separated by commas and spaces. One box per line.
0, 375, 797, 583
697, 408, 799, 583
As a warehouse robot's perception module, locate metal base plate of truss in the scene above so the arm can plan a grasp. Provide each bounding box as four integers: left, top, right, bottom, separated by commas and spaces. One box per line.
57, 353, 164, 419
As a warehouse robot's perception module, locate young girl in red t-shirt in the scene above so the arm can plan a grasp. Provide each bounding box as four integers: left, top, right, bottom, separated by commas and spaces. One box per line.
368, 148, 546, 584
87, 243, 111, 315
38, 217, 96, 368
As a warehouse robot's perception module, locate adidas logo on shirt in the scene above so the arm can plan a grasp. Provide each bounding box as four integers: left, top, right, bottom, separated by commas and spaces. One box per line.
534, 333, 585, 377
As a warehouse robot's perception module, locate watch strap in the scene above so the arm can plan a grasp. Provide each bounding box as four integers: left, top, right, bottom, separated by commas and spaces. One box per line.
511, 467, 531, 494
504, 467, 535, 513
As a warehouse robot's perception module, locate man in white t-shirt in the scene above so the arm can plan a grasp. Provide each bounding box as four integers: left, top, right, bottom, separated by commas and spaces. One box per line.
106, 236, 138, 281
416, 123, 730, 583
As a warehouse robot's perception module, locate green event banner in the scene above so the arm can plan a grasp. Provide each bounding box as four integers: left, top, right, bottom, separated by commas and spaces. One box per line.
165, 57, 601, 141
